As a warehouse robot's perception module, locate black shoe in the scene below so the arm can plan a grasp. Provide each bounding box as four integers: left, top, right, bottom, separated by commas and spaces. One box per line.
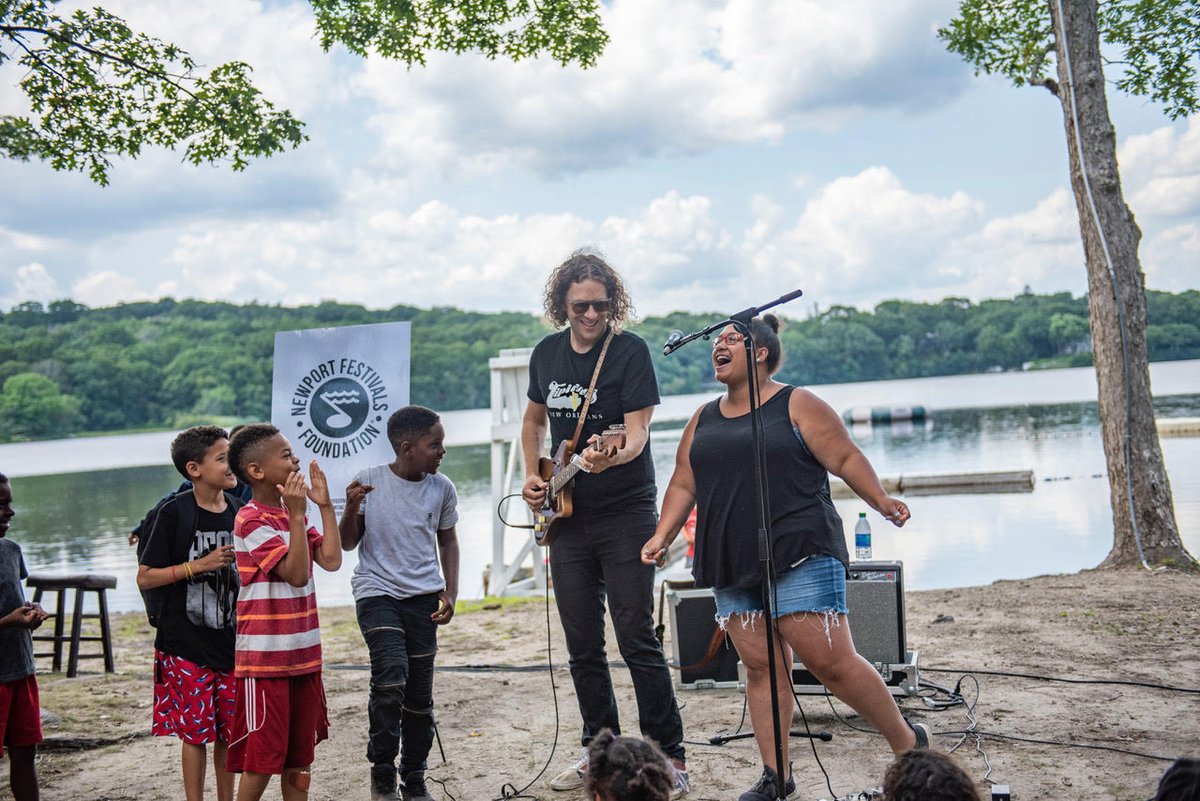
738, 766, 795, 801
909, 720, 931, 750
371, 764, 397, 800
400, 772, 433, 801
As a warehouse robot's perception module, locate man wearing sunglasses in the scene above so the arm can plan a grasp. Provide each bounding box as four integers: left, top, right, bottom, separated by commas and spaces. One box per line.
522, 250, 689, 798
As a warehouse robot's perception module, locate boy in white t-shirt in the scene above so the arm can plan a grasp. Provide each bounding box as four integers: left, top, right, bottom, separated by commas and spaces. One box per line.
339, 406, 460, 801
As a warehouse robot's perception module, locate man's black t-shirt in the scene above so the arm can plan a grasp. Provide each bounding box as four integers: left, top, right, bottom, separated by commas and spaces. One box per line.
527, 327, 660, 515
139, 496, 238, 671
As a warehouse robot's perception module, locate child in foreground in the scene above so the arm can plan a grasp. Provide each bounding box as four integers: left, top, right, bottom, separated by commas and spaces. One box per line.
340, 405, 460, 801
584, 729, 674, 801
225, 424, 342, 801
882, 749, 982, 801
136, 426, 241, 801
0, 472, 48, 801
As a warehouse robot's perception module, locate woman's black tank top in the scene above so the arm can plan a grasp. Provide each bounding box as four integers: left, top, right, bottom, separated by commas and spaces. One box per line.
689, 385, 848, 589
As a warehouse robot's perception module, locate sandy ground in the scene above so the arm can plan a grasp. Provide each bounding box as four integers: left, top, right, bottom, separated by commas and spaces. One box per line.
9, 567, 1199, 801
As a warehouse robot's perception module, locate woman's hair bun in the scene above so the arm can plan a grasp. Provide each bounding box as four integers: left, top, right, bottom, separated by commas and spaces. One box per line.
762, 313, 780, 333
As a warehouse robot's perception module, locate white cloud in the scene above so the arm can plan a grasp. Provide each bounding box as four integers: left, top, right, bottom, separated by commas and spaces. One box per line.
0, 263, 62, 308
72, 271, 157, 307
940, 188, 1084, 299
1121, 118, 1200, 219
14, 263, 60, 302
743, 167, 984, 306
0, 226, 58, 254
146, 192, 730, 312
1141, 224, 1200, 291
354, 0, 968, 180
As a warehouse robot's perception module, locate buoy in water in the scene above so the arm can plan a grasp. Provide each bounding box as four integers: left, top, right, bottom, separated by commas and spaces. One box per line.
842, 405, 929, 424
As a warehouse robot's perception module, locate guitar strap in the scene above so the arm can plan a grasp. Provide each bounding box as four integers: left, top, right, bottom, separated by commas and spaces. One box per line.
566, 327, 617, 455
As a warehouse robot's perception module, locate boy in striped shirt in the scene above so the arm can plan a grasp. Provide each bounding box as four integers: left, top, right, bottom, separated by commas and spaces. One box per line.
225, 424, 343, 801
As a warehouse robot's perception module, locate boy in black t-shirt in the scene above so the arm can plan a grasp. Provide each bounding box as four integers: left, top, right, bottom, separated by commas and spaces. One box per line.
137, 426, 241, 801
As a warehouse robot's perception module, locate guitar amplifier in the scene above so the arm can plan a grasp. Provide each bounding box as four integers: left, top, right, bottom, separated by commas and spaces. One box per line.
789, 560, 918, 696
666, 561, 917, 695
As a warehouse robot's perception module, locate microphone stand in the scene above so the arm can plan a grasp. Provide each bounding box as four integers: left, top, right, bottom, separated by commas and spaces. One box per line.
664, 288, 804, 800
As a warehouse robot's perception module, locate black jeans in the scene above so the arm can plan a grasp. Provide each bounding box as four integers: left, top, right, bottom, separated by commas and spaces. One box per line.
355, 593, 440, 775
548, 509, 686, 761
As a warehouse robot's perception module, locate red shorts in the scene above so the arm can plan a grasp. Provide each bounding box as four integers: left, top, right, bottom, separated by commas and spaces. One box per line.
225, 673, 329, 775
152, 650, 237, 745
0, 674, 43, 757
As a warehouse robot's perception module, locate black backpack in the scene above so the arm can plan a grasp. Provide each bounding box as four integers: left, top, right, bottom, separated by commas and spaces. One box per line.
136, 488, 243, 627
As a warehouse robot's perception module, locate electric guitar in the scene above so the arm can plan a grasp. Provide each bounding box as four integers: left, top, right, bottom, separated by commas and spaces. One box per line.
533, 425, 627, 546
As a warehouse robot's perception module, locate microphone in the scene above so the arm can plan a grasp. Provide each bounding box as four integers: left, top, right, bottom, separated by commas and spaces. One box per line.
662, 330, 685, 355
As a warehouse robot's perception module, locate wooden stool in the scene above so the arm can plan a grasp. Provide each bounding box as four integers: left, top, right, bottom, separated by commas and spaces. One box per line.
25, 573, 117, 678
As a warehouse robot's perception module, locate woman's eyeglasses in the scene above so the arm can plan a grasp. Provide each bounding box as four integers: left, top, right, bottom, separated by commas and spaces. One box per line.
569, 299, 612, 315
711, 331, 745, 348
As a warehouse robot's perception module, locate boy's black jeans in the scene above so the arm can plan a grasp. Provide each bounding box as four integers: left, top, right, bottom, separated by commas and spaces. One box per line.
548, 509, 686, 761
356, 592, 440, 776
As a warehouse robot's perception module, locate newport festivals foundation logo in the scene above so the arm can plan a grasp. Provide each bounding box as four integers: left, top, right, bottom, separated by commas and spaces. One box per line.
289, 358, 390, 458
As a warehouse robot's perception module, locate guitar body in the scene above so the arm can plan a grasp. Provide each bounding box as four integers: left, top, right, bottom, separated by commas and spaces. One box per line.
533, 446, 573, 546
532, 425, 626, 547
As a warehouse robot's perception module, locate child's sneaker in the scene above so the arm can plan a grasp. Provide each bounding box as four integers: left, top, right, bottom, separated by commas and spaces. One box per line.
549, 751, 589, 791
738, 765, 795, 801
399, 772, 433, 801
670, 762, 690, 799
370, 764, 397, 800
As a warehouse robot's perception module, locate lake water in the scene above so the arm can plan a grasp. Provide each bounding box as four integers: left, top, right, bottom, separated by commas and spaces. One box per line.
3, 361, 1198, 613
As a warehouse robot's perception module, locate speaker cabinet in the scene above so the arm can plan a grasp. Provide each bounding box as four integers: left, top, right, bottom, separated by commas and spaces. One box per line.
666, 586, 743, 689
666, 561, 918, 695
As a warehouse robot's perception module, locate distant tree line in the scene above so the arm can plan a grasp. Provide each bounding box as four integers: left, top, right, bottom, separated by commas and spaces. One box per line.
0, 289, 1196, 441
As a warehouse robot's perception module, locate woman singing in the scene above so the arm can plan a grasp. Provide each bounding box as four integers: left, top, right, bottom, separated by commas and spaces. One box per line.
640, 314, 928, 801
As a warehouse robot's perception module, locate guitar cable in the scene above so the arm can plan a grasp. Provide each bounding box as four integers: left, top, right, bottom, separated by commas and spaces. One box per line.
490, 491, 563, 799
492, 578, 564, 800
497, 493, 535, 529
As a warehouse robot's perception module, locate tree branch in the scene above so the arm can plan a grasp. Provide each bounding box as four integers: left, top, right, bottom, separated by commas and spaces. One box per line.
2, 24, 204, 104
1028, 42, 1058, 95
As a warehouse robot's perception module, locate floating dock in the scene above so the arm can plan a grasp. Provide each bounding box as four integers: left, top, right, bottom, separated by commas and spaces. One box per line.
830, 469, 1035, 498
1157, 417, 1200, 437
842, 405, 929, 424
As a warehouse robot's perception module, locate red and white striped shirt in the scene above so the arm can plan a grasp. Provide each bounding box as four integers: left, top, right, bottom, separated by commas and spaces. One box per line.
233, 500, 323, 678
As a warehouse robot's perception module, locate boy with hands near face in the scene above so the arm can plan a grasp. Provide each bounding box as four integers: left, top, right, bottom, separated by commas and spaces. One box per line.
225, 424, 342, 801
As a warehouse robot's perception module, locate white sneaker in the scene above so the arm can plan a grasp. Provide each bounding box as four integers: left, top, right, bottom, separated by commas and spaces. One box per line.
549, 751, 588, 791
670, 763, 690, 799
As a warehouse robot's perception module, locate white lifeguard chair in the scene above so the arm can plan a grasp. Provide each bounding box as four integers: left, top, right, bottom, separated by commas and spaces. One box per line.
487, 348, 547, 595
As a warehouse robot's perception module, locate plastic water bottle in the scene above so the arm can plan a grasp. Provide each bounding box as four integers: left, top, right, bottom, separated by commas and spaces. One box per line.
854, 512, 872, 561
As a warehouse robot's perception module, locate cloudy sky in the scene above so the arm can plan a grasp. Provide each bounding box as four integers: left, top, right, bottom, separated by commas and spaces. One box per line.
2, 0, 1197, 319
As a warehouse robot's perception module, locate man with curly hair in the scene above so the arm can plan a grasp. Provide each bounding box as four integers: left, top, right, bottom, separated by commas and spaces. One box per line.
521, 250, 688, 797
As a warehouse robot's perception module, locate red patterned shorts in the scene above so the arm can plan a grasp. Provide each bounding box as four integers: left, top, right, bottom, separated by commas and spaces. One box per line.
152, 650, 237, 745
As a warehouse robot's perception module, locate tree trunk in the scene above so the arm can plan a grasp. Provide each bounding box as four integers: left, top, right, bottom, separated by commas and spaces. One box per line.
1049, 0, 1194, 569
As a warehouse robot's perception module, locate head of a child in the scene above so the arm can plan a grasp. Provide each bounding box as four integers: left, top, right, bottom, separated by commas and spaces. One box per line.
0, 471, 12, 539
883, 750, 981, 801
171, 425, 236, 491
229, 424, 298, 493
387, 406, 446, 475
584, 730, 673, 801
1154, 758, 1200, 801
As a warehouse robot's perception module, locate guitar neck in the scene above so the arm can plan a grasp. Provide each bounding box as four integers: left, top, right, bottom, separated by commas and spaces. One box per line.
550, 459, 583, 494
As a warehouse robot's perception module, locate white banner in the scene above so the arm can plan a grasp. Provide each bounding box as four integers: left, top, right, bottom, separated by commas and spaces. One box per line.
271, 321, 411, 515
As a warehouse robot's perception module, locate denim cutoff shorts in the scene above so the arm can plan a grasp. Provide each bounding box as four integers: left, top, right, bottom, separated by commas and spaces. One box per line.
713, 554, 848, 619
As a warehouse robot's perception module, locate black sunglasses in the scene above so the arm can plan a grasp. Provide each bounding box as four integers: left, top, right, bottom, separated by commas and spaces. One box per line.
569, 299, 611, 314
